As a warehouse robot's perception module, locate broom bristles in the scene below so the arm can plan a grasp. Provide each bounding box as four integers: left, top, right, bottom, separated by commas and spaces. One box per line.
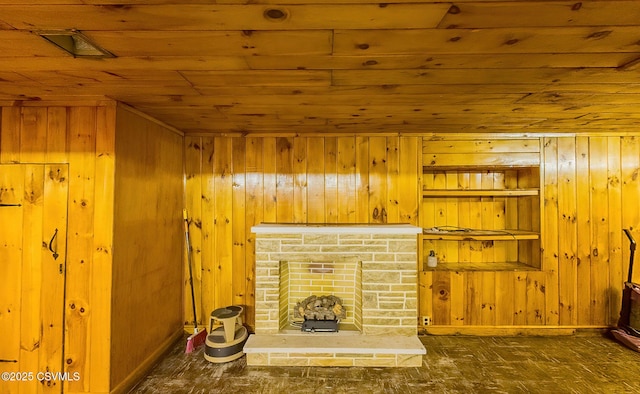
185, 328, 207, 354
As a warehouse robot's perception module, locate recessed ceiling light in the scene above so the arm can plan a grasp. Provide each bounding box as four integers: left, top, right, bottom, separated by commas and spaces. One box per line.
263, 8, 288, 21
37, 30, 114, 58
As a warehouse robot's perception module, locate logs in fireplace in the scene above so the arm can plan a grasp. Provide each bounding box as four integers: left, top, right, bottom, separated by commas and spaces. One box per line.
294, 295, 346, 332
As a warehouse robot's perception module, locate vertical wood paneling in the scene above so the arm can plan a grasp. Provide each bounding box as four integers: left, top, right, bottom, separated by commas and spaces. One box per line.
422, 170, 435, 257
90, 106, 114, 391
214, 137, 234, 308
398, 137, 419, 225
557, 137, 576, 325
185, 136, 422, 328
42, 164, 68, 393
450, 271, 465, 326
263, 137, 277, 223
466, 272, 481, 325
1, 104, 182, 394
232, 139, 247, 308
1, 105, 115, 394
181, 134, 640, 333
208, 137, 220, 324
45, 107, 68, 163
65, 107, 97, 393
513, 271, 528, 325
355, 137, 369, 223
480, 172, 494, 263
325, 137, 338, 223
276, 137, 294, 223
184, 137, 204, 326
337, 137, 356, 223
493, 172, 506, 265
20, 108, 47, 163
0, 107, 20, 163
458, 173, 472, 265
590, 137, 610, 325
481, 272, 496, 325
386, 137, 400, 223
445, 172, 459, 264
504, 171, 518, 262
369, 137, 387, 223
418, 271, 433, 325
20, 165, 45, 377
495, 272, 515, 325
244, 137, 263, 328
432, 172, 448, 260
307, 137, 325, 223
110, 106, 183, 391
575, 137, 592, 325
607, 137, 623, 325
292, 137, 307, 223
200, 137, 215, 315
526, 272, 546, 324
468, 173, 483, 264
621, 137, 640, 285
541, 139, 559, 325
432, 271, 451, 325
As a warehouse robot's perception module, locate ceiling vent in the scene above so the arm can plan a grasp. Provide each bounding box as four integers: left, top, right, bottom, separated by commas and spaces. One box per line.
37, 30, 114, 58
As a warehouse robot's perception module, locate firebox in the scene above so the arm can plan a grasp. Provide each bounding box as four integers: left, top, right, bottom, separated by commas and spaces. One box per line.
280, 260, 361, 332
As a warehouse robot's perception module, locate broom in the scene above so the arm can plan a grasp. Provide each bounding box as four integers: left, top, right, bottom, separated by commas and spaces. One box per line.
184, 209, 207, 353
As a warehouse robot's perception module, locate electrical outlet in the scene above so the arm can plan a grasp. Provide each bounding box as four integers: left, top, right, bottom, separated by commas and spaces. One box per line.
422, 316, 431, 326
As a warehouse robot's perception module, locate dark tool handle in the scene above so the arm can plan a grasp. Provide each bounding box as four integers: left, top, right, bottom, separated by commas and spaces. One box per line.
184, 209, 199, 331
624, 229, 636, 283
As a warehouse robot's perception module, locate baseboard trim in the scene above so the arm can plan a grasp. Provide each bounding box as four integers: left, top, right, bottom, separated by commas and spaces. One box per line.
110, 327, 184, 394
420, 325, 610, 336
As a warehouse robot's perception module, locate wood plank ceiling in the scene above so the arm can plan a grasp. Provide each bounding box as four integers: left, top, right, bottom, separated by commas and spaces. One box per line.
0, 0, 639, 135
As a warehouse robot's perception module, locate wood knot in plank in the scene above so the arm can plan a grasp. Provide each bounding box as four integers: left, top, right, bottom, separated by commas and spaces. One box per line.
586, 30, 612, 40
448, 5, 461, 14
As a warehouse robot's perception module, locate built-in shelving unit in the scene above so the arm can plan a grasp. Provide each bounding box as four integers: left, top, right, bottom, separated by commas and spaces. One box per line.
421, 138, 542, 271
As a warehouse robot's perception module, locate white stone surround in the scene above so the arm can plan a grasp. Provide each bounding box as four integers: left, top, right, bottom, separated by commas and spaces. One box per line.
244, 223, 425, 367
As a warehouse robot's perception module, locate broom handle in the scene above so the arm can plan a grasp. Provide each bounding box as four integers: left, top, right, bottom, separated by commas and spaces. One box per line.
624, 229, 636, 283
184, 209, 199, 332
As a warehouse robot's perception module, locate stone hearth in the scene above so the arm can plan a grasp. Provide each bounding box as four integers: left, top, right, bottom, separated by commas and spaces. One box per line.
243, 223, 425, 367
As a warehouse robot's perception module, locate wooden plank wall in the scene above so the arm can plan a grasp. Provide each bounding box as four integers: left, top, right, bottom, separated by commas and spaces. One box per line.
186, 134, 640, 332
110, 107, 184, 391
0, 104, 114, 393
183, 136, 421, 329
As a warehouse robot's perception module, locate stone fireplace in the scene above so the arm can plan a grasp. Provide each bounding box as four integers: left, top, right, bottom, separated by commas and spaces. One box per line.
243, 223, 425, 367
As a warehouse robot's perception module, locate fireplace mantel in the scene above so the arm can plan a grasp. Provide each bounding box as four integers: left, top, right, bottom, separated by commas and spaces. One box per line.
251, 223, 422, 235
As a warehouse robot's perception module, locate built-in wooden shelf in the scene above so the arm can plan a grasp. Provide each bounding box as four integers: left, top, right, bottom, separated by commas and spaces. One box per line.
422, 189, 539, 197
420, 139, 542, 271
422, 260, 539, 272
422, 229, 539, 241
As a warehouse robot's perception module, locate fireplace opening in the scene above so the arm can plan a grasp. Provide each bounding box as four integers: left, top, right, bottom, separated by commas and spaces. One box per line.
279, 260, 362, 333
